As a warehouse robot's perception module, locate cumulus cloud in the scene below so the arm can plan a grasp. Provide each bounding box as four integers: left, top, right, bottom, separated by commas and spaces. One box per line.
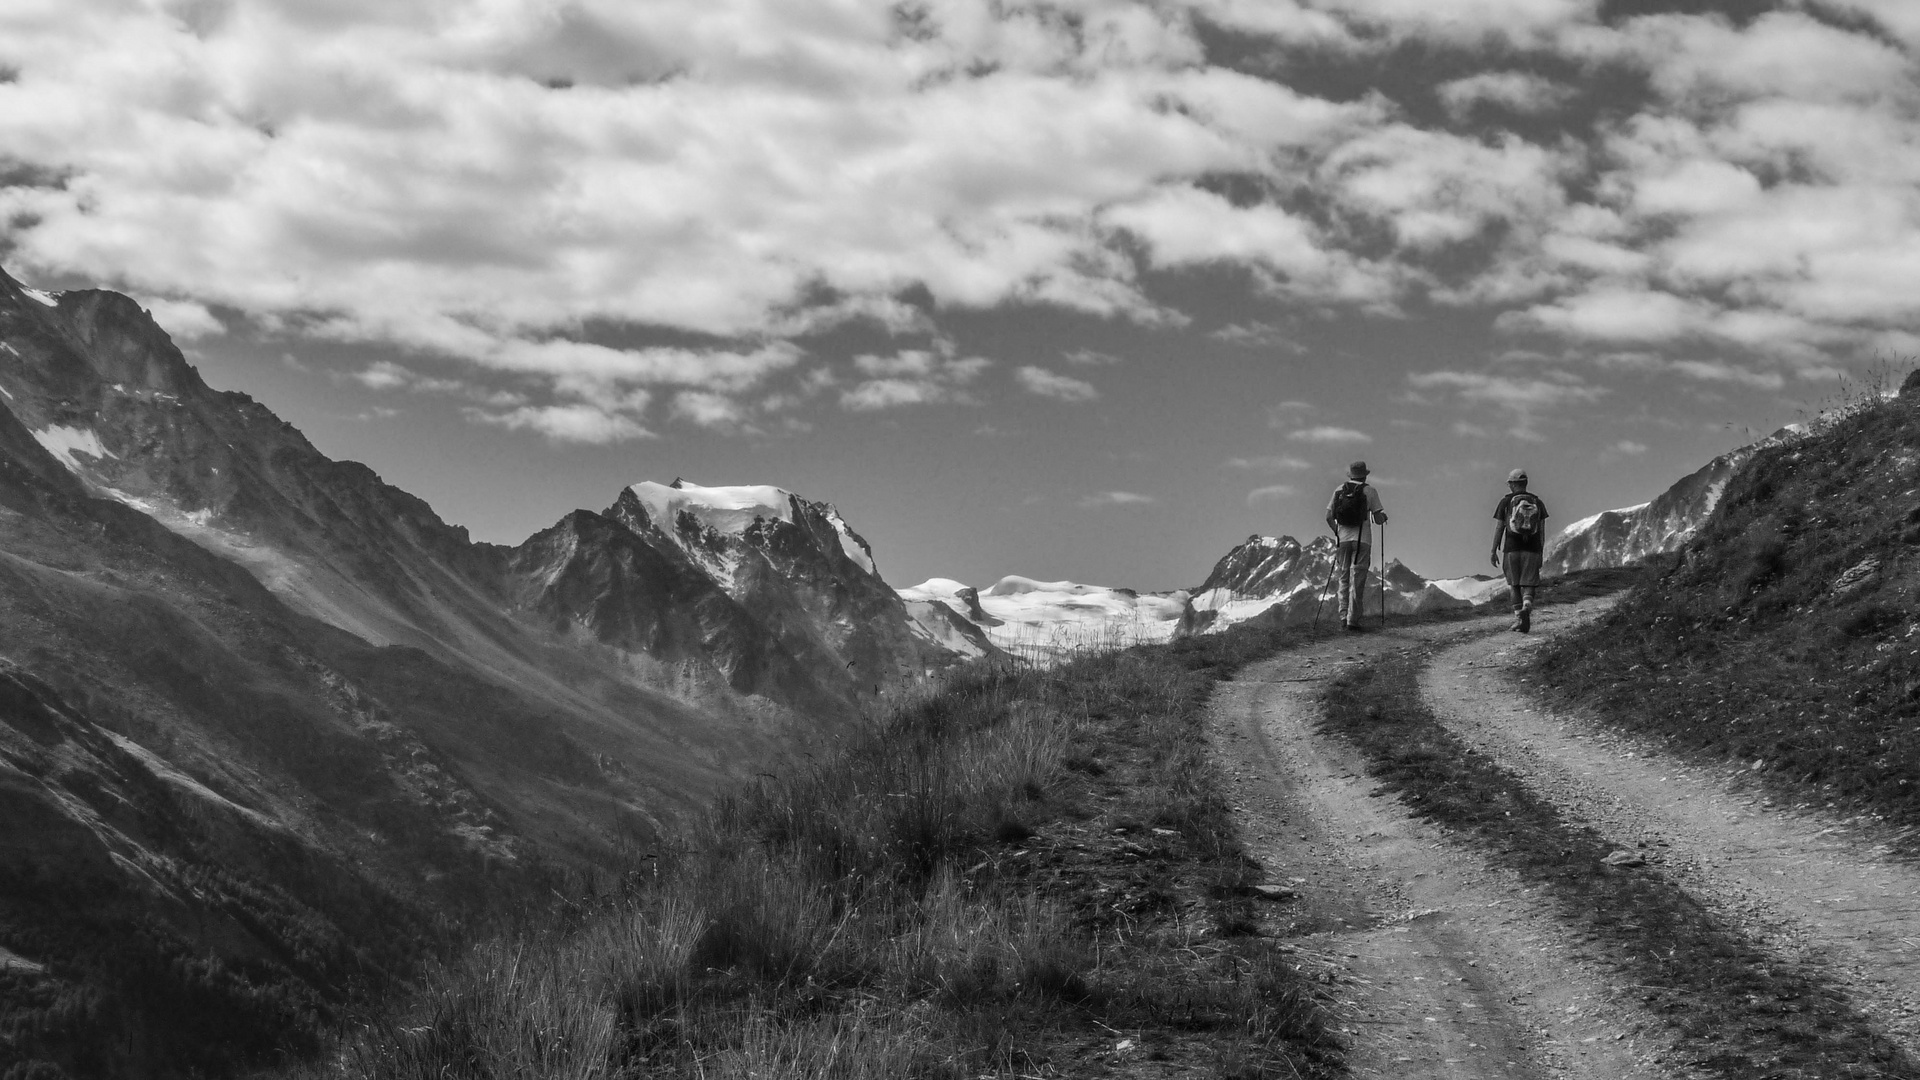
672, 390, 750, 429
466, 403, 654, 444
1668, 360, 1785, 391
1079, 490, 1156, 507
1436, 72, 1576, 120
1287, 425, 1371, 444
1062, 348, 1123, 366
0, 1, 1366, 381
1210, 321, 1306, 351
1408, 368, 1605, 438
1226, 454, 1313, 472
841, 344, 992, 411
1245, 483, 1297, 504
1264, 400, 1317, 426
1015, 365, 1099, 402
2, 0, 1915, 441
132, 296, 226, 341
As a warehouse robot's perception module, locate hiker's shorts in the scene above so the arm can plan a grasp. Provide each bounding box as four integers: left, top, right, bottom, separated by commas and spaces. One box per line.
1502, 550, 1542, 593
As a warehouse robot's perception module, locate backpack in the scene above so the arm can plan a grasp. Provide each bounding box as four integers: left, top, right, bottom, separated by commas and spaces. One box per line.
1506, 493, 1542, 538
1331, 481, 1369, 528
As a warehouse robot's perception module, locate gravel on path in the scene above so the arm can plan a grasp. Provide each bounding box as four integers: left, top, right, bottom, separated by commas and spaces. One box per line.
1420, 604, 1920, 1060
1209, 602, 1692, 1080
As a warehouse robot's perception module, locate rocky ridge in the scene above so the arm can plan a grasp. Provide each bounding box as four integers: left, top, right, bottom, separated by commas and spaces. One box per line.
1544, 425, 1804, 576
1181, 534, 1469, 633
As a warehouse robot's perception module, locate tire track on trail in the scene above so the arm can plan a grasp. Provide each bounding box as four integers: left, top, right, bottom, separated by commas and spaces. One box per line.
1422, 614, 1920, 1063
1210, 600, 1689, 1080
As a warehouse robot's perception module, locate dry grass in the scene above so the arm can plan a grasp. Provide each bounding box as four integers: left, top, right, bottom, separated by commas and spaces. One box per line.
301, 624, 1342, 1079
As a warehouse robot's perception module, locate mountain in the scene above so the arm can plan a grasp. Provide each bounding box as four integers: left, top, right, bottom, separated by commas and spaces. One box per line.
0, 267, 962, 1077
901, 576, 1182, 662
1543, 426, 1804, 576
1180, 534, 1469, 633
899, 536, 1469, 659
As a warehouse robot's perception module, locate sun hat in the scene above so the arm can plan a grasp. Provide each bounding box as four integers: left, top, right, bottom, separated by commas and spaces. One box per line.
1348, 461, 1369, 479
1507, 468, 1528, 482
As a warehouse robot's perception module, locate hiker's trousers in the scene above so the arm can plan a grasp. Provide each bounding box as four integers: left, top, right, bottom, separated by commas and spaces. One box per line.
1501, 549, 1542, 611
1336, 540, 1370, 624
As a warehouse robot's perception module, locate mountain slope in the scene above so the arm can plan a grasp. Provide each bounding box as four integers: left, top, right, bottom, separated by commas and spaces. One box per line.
0, 267, 962, 1078
1533, 375, 1920, 838
1542, 426, 1803, 575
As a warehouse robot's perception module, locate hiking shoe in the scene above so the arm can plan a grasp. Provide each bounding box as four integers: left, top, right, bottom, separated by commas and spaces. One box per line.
1510, 614, 1526, 632
1517, 609, 1532, 633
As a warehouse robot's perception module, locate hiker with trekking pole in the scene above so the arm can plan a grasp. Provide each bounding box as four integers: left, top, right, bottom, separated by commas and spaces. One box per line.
1492, 468, 1549, 633
1324, 461, 1388, 632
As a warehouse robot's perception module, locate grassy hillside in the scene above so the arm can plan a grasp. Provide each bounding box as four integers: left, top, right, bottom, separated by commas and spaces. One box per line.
1534, 372, 1920, 843
297, 624, 1347, 1080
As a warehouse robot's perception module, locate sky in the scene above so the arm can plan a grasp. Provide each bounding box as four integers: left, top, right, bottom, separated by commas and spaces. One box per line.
3, 0, 1918, 590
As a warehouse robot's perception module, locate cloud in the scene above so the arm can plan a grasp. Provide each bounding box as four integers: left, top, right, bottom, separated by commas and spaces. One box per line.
1210, 321, 1306, 351
465, 403, 655, 444
1436, 72, 1576, 120
352, 362, 412, 392
1610, 439, 1648, 455
1408, 368, 1606, 438
1322, 125, 1575, 253
1408, 369, 1604, 410
839, 344, 991, 411
0, 1, 1367, 367
1264, 400, 1317, 426
132, 296, 226, 340
1062, 348, 1122, 366
1287, 425, 1371, 444
1501, 288, 1703, 343
1668, 359, 1785, 391
1225, 454, 1313, 472
4, 0, 1916, 436
1015, 365, 1098, 403
672, 390, 750, 429
1245, 484, 1297, 504
1079, 491, 1155, 508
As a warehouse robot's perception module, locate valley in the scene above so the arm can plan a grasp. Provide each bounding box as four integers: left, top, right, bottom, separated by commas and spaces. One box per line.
1, 264, 1915, 1078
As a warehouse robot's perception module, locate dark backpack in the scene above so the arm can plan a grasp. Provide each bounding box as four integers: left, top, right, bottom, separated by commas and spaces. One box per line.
1506, 493, 1542, 538
1331, 481, 1369, 528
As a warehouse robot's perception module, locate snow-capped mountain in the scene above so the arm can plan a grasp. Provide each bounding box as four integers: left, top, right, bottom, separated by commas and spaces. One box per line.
1543, 426, 1803, 575
1181, 534, 1469, 632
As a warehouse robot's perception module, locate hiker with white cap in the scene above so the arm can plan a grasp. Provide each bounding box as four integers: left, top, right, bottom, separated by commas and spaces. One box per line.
1324, 461, 1387, 631
1492, 468, 1549, 632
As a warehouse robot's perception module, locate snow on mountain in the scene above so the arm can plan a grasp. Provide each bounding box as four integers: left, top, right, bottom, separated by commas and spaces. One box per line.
29, 423, 115, 471
1182, 534, 1470, 633
625, 478, 877, 582
899, 574, 1186, 662
1543, 426, 1805, 575
905, 536, 1474, 662
1430, 574, 1505, 605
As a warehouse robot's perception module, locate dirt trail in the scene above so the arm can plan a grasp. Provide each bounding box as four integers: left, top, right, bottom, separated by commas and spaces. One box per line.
1212, 600, 1686, 1079
1421, 609, 1920, 1057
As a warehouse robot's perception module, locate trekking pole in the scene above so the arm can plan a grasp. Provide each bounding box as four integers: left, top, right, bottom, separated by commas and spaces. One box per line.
1309, 533, 1337, 631
1378, 521, 1388, 628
